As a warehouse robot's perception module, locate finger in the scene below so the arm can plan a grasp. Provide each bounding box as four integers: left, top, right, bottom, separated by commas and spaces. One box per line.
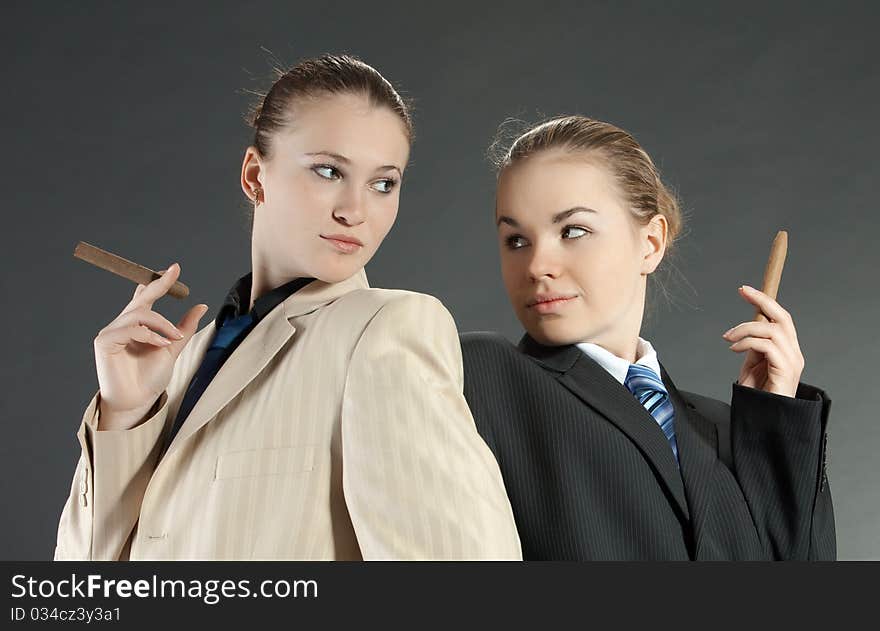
96, 324, 173, 353
738, 349, 766, 386
725, 310, 802, 365
128, 262, 181, 310
168, 304, 210, 356
737, 349, 767, 389
728, 337, 786, 370
739, 348, 765, 372
722, 321, 778, 343
737, 285, 793, 326
115, 308, 184, 342
121, 283, 151, 315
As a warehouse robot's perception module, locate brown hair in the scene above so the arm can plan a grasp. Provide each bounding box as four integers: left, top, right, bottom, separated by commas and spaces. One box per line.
245, 53, 414, 161
493, 115, 683, 253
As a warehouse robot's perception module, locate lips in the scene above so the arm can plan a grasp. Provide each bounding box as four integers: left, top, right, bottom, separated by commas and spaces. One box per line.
321, 233, 363, 246
527, 292, 578, 315
320, 233, 364, 254
527, 293, 578, 308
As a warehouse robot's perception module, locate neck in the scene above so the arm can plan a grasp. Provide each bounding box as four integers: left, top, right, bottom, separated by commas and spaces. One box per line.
249, 241, 303, 312
588, 335, 640, 364
582, 281, 646, 363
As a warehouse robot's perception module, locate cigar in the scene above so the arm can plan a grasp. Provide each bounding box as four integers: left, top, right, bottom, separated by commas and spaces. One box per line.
755, 231, 787, 322
73, 241, 190, 299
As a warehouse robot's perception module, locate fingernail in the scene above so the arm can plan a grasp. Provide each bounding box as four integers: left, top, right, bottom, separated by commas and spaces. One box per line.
160, 338, 172, 346
742, 285, 754, 292
174, 329, 184, 339
723, 328, 732, 337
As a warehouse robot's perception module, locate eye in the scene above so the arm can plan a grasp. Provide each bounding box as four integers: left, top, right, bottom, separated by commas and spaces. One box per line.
370, 178, 397, 194
505, 235, 529, 250
562, 225, 590, 239
311, 164, 341, 180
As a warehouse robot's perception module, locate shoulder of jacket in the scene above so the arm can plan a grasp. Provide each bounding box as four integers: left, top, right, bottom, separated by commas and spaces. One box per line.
336, 287, 450, 324
343, 286, 445, 308
460, 331, 528, 366
460, 330, 514, 351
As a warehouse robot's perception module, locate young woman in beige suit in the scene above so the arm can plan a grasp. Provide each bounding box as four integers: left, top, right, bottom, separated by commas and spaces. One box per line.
54, 54, 521, 560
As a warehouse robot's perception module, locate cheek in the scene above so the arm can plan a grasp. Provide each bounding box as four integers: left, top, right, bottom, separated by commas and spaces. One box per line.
266, 178, 319, 226
577, 243, 641, 308
373, 197, 399, 236
500, 255, 526, 298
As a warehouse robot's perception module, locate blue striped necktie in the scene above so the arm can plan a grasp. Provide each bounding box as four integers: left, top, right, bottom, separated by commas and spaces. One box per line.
624, 363, 679, 465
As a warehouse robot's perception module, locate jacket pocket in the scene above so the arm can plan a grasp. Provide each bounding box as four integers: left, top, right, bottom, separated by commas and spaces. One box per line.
213, 445, 317, 481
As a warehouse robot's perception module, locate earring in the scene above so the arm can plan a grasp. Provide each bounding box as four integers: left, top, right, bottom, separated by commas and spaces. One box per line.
253, 187, 263, 205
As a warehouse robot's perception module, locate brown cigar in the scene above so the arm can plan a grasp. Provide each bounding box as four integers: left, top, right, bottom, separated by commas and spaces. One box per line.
755, 230, 787, 322
73, 241, 190, 299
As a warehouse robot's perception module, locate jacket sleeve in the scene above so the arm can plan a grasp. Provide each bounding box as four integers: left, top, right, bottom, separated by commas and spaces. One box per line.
340, 293, 522, 560
730, 381, 835, 560
53, 391, 171, 560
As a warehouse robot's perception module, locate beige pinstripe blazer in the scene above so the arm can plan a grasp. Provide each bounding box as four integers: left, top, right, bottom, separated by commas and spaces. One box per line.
54, 270, 521, 560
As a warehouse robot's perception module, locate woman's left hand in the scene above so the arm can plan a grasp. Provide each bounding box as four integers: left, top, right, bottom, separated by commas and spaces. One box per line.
722, 285, 805, 398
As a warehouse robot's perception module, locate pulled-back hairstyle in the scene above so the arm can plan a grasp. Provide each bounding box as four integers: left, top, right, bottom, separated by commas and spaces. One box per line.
245, 53, 413, 161
493, 115, 682, 254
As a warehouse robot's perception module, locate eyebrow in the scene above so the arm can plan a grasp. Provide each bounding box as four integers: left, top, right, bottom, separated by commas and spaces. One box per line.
496, 206, 598, 227
304, 151, 402, 177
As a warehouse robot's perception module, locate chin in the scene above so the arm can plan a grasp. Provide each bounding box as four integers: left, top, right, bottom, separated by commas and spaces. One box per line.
521, 318, 590, 347
309, 259, 366, 284
532, 331, 581, 347
521, 324, 570, 347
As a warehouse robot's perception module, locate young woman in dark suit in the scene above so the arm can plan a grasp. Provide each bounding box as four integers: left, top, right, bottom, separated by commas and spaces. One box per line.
461, 115, 835, 560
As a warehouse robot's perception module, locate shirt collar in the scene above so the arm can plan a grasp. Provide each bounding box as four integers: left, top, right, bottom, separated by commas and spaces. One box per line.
575, 337, 661, 385
215, 272, 314, 328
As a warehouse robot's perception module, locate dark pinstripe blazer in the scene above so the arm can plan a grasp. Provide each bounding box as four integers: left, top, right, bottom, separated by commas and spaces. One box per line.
461, 332, 836, 560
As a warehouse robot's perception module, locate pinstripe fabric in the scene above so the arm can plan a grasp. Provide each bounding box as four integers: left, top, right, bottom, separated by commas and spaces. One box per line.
54, 271, 521, 560
460, 332, 836, 560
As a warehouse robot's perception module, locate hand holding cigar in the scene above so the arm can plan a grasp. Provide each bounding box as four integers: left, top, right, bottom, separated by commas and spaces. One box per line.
79, 242, 210, 431
722, 230, 805, 397
74, 241, 190, 299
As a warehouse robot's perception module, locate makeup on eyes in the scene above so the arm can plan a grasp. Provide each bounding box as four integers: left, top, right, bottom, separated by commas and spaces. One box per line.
370, 178, 398, 193
311, 164, 341, 179
309, 162, 398, 194
304, 151, 403, 177
502, 224, 592, 250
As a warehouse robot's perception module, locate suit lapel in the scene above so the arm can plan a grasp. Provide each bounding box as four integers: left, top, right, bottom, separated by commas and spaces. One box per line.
163, 269, 369, 458
519, 335, 690, 522
661, 363, 718, 559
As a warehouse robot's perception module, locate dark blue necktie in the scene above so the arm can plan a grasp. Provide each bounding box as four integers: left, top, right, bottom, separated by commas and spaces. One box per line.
165, 313, 255, 447
624, 363, 679, 465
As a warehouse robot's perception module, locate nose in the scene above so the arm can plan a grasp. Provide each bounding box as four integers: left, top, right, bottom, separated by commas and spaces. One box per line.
332, 184, 366, 227
526, 242, 562, 282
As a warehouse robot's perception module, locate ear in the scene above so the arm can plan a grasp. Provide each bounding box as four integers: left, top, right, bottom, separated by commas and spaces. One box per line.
640, 213, 668, 275
240, 146, 265, 203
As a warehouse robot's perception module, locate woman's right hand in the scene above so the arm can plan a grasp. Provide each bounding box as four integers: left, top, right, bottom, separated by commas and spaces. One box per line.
94, 263, 209, 430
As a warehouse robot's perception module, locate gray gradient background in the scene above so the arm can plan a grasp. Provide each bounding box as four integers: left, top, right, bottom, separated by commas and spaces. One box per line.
2, 1, 877, 559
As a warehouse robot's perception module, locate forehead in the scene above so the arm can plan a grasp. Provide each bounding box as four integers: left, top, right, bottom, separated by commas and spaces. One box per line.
273, 92, 410, 166
496, 150, 624, 219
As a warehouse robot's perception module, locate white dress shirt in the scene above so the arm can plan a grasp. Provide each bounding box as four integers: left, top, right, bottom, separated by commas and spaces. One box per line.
576, 337, 662, 385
